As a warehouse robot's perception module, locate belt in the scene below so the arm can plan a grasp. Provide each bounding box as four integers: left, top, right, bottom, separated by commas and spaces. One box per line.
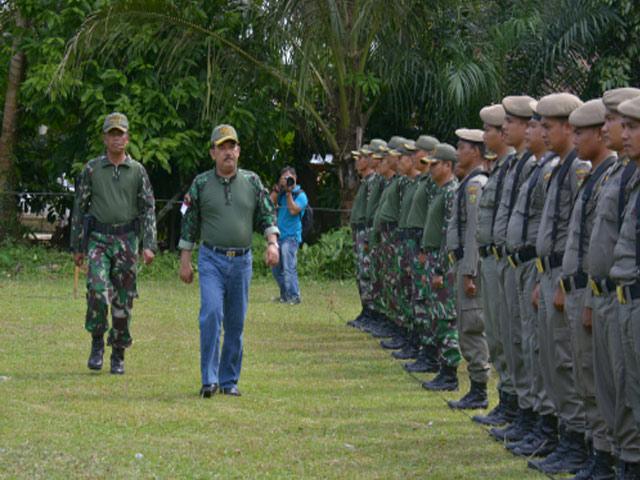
448, 247, 464, 265
203, 242, 251, 257
536, 252, 563, 273
491, 244, 509, 260
507, 245, 537, 268
559, 271, 589, 294
92, 219, 138, 235
479, 245, 492, 258
616, 281, 640, 304
589, 276, 616, 297
379, 221, 398, 233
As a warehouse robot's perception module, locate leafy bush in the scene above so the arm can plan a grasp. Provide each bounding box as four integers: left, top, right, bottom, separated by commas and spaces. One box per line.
298, 227, 355, 280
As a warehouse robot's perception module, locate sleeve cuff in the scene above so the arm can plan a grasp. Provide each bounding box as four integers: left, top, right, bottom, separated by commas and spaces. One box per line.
264, 226, 280, 238
178, 239, 195, 250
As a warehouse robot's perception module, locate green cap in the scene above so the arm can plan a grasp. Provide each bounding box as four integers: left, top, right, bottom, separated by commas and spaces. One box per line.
416, 135, 439, 152
103, 112, 129, 133
387, 136, 407, 150
403, 139, 417, 151
211, 124, 239, 145
359, 144, 372, 155
422, 143, 457, 164
369, 138, 389, 152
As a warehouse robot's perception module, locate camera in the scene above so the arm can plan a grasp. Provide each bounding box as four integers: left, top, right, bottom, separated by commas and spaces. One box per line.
286, 177, 295, 187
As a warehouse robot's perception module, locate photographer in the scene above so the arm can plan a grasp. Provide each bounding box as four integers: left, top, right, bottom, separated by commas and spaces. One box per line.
270, 167, 308, 304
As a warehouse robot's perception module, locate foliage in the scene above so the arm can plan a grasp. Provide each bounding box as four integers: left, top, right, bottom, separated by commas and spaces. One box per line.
298, 226, 355, 280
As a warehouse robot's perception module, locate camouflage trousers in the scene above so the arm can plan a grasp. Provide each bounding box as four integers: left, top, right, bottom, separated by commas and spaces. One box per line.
416, 250, 460, 367
353, 227, 374, 309
397, 230, 420, 331
373, 229, 398, 320
85, 231, 139, 348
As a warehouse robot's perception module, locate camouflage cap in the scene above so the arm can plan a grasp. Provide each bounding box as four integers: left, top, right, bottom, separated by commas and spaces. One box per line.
422, 143, 457, 164
569, 99, 606, 127
103, 112, 129, 133
618, 96, 640, 121
602, 88, 640, 113
211, 124, 239, 146
502, 95, 537, 118
415, 135, 439, 152
479, 104, 505, 127
536, 93, 583, 118
455, 128, 485, 143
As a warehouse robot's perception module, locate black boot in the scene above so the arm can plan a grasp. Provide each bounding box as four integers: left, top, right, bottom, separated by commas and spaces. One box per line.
422, 365, 458, 391
571, 448, 614, 480
346, 307, 366, 328
404, 345, 439, 373
529, 429, 588, 475
490, 407, 536, 443
87, 334, 105, 370
447, 380, 488, 410
380, 334, 406, 350
511, 413, 558, 457
473, 390, 517, 426
369, 320, 396, 338
110, 347, 125, 375
391, 340, 419, 360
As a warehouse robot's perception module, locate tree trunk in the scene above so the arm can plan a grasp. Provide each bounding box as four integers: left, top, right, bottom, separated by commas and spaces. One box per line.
0, 10, 27, 239
335, 123, 363, 221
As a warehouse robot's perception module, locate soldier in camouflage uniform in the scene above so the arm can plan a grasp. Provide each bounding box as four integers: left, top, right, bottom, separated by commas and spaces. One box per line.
416, 144, 462, 391
70, 112, 157, 375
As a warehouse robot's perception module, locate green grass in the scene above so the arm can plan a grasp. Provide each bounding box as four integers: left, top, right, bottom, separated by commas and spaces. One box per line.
0, 276, 546, 479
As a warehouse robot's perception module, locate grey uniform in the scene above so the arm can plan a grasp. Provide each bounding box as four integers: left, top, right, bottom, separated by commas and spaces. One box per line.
535, 149, 591, 434
475, 155, 513, 394
561, 155, 616, 453
447, 167, 490, 383
506, 152, 558, 416
588, 158, 640, 462
610, 172, 640, 429
493, 150, 536, 410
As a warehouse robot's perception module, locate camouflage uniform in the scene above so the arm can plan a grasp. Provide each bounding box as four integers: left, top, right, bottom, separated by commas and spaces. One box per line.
70, 154, 157, 348
350, 172, 372, 309
396, 176, 420, 330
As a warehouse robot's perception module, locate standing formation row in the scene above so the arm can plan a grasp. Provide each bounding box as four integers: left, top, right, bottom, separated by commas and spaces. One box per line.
347, 88, 640, 479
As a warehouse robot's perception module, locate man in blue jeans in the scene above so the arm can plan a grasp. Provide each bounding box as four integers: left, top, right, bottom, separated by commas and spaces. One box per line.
270, 166, 308, 304
179, 124, 280, 398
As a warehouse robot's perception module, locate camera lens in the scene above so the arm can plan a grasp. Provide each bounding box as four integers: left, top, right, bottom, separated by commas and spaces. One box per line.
286, 177, 295, 187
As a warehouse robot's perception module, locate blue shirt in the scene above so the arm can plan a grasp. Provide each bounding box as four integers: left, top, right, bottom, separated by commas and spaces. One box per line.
277, 186, 308, 243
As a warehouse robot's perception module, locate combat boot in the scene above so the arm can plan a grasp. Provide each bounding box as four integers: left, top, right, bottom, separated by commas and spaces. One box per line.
570, 448, 614, 480
422, 365, 458, 391
490, 408, 536, 443
110, 347, 125, 375
473, 390, 517, 426
87, 334, 105, 371
447, 380, 488, 410
391, 340, 419, 360
511, 413, 558, 457
404, 345, 439, 373
380, 334, 406, 350
529, 429, 588, 475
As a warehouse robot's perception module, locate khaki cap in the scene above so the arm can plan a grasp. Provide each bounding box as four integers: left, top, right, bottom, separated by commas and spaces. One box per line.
502, 95, 536, 118
569, 99, 606, 127
211, 124, 239, 145
479, 104, 505, 127
455, 128, 485, 143
422, 143, 457, 164
602, 88, 640, 113
536, 93, 583, 118
618, 96, 640, 121
103, 112, 129, 133
416, 135, 439, 152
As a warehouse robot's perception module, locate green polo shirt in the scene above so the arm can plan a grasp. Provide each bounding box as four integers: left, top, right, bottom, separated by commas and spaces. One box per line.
398, 177, 419, 228
365, 174, 385, 224
405, 174, 436, 229
350, 173, 372, 226
376, 175, 403, 223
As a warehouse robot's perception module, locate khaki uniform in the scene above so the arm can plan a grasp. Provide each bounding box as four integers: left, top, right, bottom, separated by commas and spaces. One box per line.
561, 155, 616, 452
535, 149, 591, 434
447, 167, 490, 383
588, 158, 640, 462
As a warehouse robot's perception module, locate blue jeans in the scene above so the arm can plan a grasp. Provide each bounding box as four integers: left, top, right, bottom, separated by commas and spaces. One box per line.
197, 245, 252, 388
271, 237, 300, 301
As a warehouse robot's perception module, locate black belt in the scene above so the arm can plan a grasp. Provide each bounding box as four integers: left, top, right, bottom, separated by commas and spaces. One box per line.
448, 247, 464, 264
590, 276, 616, 297
479, 245, 492, 258
491, 244, 509, 260
560, 271, 589, 293
92, 219, 138, 235
616, 281, 640, 304
507, 245, 537, 268
379, 221, 398, 233
536, 252, 563, 273
203, 242, 251, 257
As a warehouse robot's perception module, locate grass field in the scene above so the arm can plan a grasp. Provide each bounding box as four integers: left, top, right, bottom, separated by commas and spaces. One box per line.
0, 276, 546, 479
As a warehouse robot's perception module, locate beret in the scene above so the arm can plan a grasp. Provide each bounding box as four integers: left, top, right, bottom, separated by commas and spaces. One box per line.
455, 128, 485, 143
479, 104, 505, 127
536, 93, 583, 118
602, 88, 640, 113
569, 99, 606, 127
618, 96, 640, 121
502, 95, 537, 118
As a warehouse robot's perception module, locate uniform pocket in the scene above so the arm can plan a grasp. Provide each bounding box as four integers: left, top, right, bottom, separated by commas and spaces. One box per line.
553, 326, 573, 369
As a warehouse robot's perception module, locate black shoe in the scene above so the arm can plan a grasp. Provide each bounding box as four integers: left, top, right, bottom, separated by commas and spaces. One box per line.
511, 414, 558, 457
110, 347, 125, 375
391, 343, 419, 360
447, 380, 488, 409
221, 385, 241, 396
87, 334, 105, 371
490, 408, 536, 443
403, 346, 439, 373
199, 384, 218, 398
528, 429, 588, 475
473, 391, 517, 426
380, 335, 405, 350
422, 366, 458, 391
370, 323, 396, 338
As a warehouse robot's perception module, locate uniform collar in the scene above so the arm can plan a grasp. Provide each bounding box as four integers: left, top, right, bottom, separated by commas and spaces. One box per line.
214, 167, 238, 184
100, 154, 132, 168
